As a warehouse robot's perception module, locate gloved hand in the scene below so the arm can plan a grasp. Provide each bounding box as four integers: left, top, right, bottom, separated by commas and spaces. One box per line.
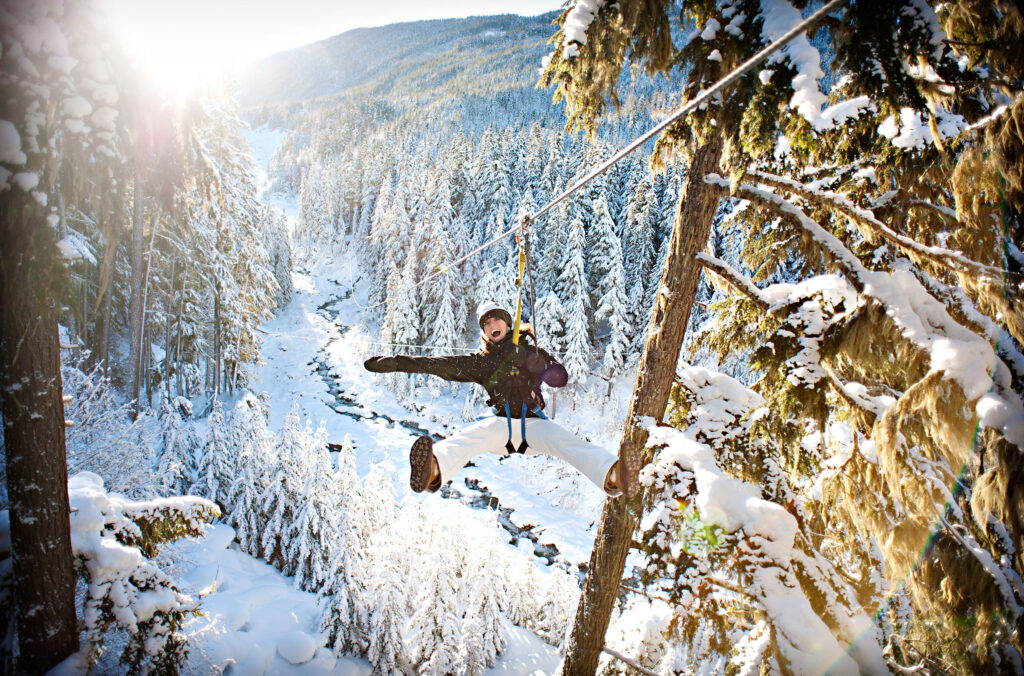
541, 363, 568, 387
364, 356, 398, 373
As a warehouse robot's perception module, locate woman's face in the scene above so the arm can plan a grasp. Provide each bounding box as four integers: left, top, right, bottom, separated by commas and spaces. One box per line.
482, 316, 509, 342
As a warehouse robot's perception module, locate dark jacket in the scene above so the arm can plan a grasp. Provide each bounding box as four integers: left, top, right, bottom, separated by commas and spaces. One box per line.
364, 333, 568, 418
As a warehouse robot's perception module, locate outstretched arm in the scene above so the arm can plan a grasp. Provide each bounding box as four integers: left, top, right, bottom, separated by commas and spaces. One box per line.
364, 354, 482, 383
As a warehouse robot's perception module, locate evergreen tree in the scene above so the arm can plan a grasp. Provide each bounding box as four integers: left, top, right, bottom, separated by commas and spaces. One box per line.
366, 555, 410, 675
360, 461, 397, 542
460, 562, 507, 674
260, 407, 309, 571
156, 396, 199, 496
535, 291, 567, 359
558, 213, 591, 387
407, 547, 463, 675
542, 0, 1024, 672
225, 397, 273, 559
288, 423, 338, 592
591, 217, 629, 377
195, 400, 233, 509
319, 441, 369, 657
429, 223, 464, 395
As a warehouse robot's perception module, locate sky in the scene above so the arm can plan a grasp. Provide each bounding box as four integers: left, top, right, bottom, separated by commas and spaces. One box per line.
105, 0, 562, 89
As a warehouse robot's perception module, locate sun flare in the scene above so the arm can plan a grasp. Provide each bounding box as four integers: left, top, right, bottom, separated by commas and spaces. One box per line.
104, 0, 254, 91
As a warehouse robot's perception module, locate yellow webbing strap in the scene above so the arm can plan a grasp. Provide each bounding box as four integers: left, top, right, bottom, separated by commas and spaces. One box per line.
511, 234, 526, 345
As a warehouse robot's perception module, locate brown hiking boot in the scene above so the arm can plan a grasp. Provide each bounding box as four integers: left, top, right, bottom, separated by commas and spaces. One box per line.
605, 458, 639, 499
410, 436, 441, 493
603, 460, 623, 498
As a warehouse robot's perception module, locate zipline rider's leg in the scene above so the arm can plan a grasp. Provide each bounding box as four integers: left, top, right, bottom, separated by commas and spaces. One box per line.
429, 414, 620, 495
432, 416, 515, 485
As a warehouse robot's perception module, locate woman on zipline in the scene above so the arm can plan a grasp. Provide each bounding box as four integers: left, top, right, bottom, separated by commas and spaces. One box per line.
364, 301, 623, 496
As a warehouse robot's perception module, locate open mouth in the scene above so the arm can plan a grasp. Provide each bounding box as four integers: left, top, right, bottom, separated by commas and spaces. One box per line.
491, 330, 502, 339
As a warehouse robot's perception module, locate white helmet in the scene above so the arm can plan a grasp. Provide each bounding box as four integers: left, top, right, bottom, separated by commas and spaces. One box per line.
476, 301, 512, 330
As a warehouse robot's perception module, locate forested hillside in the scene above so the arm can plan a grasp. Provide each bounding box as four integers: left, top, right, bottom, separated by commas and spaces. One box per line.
240, 13, 699, 404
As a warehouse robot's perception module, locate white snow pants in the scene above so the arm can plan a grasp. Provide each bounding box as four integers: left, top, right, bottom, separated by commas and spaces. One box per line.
433, 415, 618, 493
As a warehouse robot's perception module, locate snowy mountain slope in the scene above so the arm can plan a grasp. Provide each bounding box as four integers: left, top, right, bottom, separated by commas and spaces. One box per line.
238, 13, 559, 108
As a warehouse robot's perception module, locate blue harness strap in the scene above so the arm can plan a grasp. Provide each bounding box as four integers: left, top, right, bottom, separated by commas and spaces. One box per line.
503, 402, 530, 455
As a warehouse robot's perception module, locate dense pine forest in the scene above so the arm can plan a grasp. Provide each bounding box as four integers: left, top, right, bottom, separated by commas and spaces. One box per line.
2, 0, 1023, 674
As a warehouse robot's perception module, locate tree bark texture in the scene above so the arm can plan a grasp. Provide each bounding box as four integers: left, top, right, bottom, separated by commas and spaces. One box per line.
559, 135, 724, 675
128, 179, 145, 419
100, 276, 113, 375
213, 284, 222, 397
0, 189, 80, 672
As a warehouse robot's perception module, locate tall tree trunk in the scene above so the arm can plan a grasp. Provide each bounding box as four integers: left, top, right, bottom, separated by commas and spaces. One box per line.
175, 267, 186, 397
165, 260, 174, 399
144, 322, 152, 407
80, 266, 89, 349
128, 179, 145, 419
559, 135, 724, 675
213, 283, 221, 397
100, 274, 113, 376
142, 213, 158, 410
0, 181, 80, 674
89, 213, 119, 374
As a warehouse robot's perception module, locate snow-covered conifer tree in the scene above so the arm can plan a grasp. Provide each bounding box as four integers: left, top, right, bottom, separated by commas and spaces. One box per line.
558, 213, 592, 387
156, 396, 199, 496
460, 557, 507, 674
319, 440, 369, 657
360, 461, 396, 543
262, 207, 294, 309
589, 194, 629, 376
623, 177, 657, 293
195, 400, 234, 509
407, 546, 463, 675
365, 555, 411, 675
428, 222, 464, 395
260, 406, 309, 571
288, 423, 339, 592
535, 291, 567, 358
476, 263, 500, 313
225, 394, 274, 558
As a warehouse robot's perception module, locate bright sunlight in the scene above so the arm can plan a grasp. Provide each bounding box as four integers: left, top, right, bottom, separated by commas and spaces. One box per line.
104, 0, 256, 90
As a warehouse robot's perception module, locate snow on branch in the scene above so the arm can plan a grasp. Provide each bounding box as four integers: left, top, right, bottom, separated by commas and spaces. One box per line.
963, 96, 1019, 135
560, 0, 607, 58
68, 472, 219, 671
695, 252, 772, 313
704, 172, 1023, 449
640, 421, 886, 675
748, 169, 1011, 283
704, 172, 868, 287
824, 366, 895, 425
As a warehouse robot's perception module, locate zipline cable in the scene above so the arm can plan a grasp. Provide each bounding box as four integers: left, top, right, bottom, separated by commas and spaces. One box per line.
526, 0, 847, 224
354, 0, 846, 311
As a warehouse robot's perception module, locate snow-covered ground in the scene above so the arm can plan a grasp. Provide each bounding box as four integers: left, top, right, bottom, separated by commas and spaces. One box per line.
162, 126, 639, 674
170, 523, 559, 674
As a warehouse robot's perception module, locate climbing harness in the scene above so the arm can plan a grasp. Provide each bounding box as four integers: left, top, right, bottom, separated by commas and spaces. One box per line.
501, 401, 549, 455
503, 402, 528, 454
500, 215, 547, 455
